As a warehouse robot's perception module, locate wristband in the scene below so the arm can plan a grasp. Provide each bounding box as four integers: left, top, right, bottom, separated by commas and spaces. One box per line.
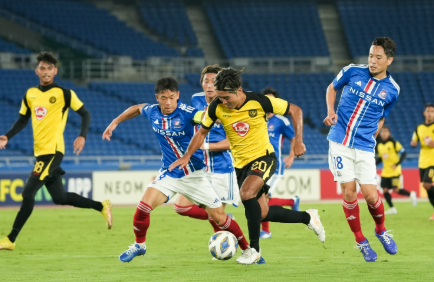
203, 143, 210, 150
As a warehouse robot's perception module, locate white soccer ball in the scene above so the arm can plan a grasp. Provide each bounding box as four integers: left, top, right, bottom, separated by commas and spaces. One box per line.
208, 231, 238, 260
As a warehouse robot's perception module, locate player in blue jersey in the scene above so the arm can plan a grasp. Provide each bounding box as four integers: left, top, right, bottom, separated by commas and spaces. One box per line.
324, 37, 399, 262
173, 65, 241, 234
259, 87, 299, 239
102, 77, 256, 264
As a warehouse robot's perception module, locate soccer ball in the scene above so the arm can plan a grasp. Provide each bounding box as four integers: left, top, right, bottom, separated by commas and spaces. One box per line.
208, 231, 238, 260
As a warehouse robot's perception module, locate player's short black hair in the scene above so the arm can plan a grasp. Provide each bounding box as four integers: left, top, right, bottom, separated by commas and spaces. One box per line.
371, 37, 396, 58
424, 103, 434, 110
155, 77, 179, 94
381, 124, 390, 130
214, 67, 244, 93
261, 87, 280, 99
200, 64, 222, 84
36, 51, 58, 67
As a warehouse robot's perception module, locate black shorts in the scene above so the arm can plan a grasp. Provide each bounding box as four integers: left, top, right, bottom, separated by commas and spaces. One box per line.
419, 166, 434, 184
380, 176, 400, 189
30, 152, 65, 182
235, 152, 277, 199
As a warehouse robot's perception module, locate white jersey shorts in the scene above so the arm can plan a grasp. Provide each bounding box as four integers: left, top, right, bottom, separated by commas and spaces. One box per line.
208, 171, 239, 207
266, 174, 284, 196
328, 141, 377, 185
148, 169, 222, 209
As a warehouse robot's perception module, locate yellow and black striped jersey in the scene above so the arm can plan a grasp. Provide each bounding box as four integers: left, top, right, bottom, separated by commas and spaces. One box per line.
201, 91, 289, 168
19, 83, 84, 156
376, 137, 404, 177
412, 122, 434, 169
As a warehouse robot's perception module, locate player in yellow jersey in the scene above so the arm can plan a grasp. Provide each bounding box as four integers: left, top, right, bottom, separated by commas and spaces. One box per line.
169, 68, 325, 264
411, 103, 434, 220
0, 52, 112, 251
376, 125, 417, 214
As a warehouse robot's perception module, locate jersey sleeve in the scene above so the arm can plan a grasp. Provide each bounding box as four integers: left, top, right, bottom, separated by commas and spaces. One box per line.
264, 96, 290, 115
382, 95, 397, 118
191, 95, 201, 109
70, 90, 84, 111
201, 99, 218, 129
282, 121, 295, 139
141, 104, 152, 118
395, 141, 404, 153
19, 92, 29, 115
411, 127, 419, 142
333, 65, 354, 90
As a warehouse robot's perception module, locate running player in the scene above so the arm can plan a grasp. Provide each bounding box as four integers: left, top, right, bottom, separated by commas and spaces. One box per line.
376, 125, 417, 214
170, 68, 325, 265
0, 52, 112, 251
410, 103, 434, 219
324, 37, 399, 262
103, 77, 255, 264
259, 87, 299, 239
173, 65, 240, 235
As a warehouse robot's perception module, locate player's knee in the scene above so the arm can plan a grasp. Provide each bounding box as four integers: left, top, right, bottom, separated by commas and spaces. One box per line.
240, 189, 255, 201
392, 188, 400, 193
422, 182, 432, 190
364, 193, 377, 204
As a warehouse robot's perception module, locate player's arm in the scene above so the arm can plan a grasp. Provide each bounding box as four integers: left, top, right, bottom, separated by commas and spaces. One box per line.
410, 129, 418, 147
395, 142, 406, 167
283, 138, 295, 168
202, 137, 230, 151
102, 103, 147, 141
323, 83, 338, 126
0, 95, 31, 149
374, 118, 385, 138
285, 103, 306, 157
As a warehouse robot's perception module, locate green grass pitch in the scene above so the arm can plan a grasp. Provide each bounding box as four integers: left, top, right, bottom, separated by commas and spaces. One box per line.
1, 201, 433, 281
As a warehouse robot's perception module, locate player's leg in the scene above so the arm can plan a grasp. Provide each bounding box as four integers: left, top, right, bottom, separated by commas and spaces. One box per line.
382, 178, 397, 215
45, 168, 112, 229
260, 193, 271, 238
119, 186, 168, 262
420, 167, 434, 219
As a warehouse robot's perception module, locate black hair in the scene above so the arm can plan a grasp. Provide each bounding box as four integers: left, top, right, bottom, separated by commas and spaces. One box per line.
371, 37, 396, 58
200, 64, 222, 84
261, 87, 280, 99
155, 77, 179, 93
424, 103, 434, 110
36, 51, 58, 67
214, 67, 244, 93
381, 124, 389, 130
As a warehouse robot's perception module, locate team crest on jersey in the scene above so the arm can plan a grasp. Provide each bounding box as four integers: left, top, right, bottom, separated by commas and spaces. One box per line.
34, 107, 47, 120
249, 110, 257, 117
49, 96, 56, 103
232, 122, 250, 137
378, 90, 387, 99
268, 124, 275, 131
173, 118, 182, 129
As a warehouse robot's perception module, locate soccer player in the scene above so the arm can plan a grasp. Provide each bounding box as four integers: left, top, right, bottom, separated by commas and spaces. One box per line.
174, 65, 240, 234
102, 77, 255, 264
410, 103, 434, 219
324, 37, 399, 262
376, 125, 417, 214
259, 87, 299, 239
170, 68, 325, 265
0, 52, 112, 251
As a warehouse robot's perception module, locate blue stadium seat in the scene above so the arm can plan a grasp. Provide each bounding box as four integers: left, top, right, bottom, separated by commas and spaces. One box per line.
0, 37, 31, 54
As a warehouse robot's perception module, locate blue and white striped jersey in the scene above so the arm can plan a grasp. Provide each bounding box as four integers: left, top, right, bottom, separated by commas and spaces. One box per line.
142, 101, 205, 178
327, 64, 400, 153
191, 92, 234, 173
268, 115, 295, 175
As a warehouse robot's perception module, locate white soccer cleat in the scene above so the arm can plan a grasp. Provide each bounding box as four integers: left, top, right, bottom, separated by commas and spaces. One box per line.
306, 209, 325, 243
410, 191, 418, 207
385, 207, 398, 214
236, 247, 261, 265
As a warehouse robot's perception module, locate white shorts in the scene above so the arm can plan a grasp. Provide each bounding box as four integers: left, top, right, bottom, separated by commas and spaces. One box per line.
266, 174, 283, 195
147, 170, 222, 209
328, 141, 377, 185
208, 171, 239, 207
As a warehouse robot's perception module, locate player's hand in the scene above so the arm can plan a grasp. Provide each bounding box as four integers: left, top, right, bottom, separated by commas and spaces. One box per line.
284, 155, 294, 168
428, 139, 434, 148
294, 140, 306, 157
102, 121, 118, 141
74, 136, 85, 156
169, 156, 191, 172
323, 112, 338, 126
0, 135, 8, 149
410, 140, 417, 147
391, 164, 397, 170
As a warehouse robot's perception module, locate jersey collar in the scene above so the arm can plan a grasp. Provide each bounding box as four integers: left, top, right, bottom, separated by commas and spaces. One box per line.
370, 70, 391, 81
38, 82, 58, 92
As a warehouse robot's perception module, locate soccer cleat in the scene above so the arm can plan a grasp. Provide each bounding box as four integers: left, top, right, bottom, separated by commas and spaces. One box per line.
101, 200, 113, 229
375, 229, 397, 255
430, 212, 434, 220
0, 237, 15, 251
119, 243, 147, 262
259, 230, 272, 239
355, 239, 377, 262
306, 209, 325, 243
292, 196, 300, 211
236, 247, 261, 265
253, 256, 266, 264
385, 207, 398, 215
410, 191, 418, 207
